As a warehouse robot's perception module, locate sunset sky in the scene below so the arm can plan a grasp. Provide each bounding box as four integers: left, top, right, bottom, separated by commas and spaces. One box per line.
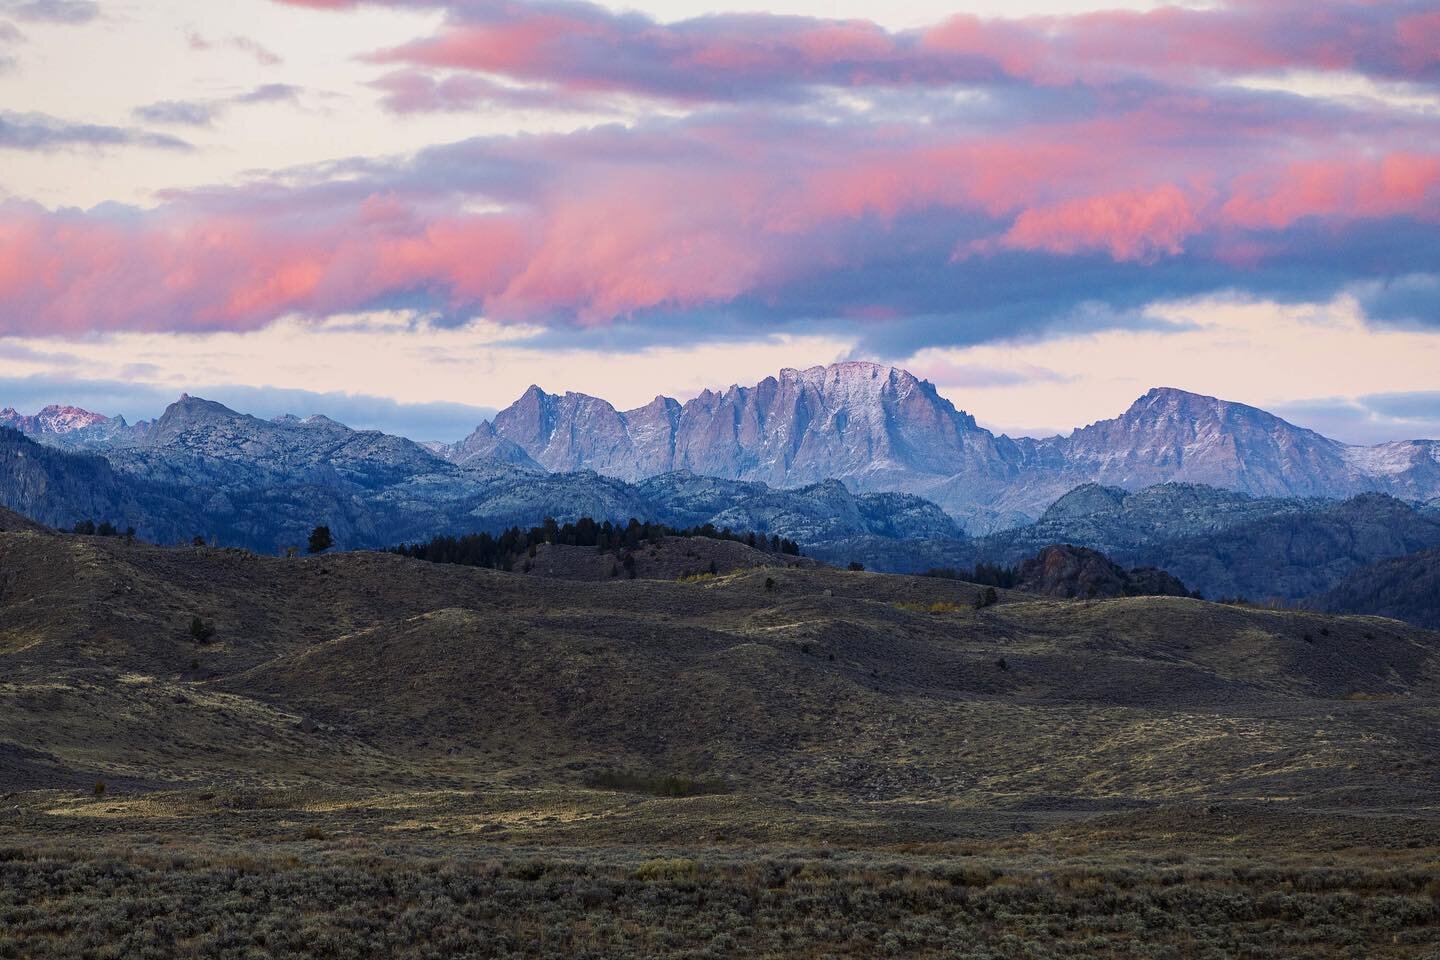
1, 0, 1438, 441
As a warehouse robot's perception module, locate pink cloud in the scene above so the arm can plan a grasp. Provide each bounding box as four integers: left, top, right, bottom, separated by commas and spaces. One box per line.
986, 184, 1207, 262
275, 0, 1440, 104
490, 168, 781, 323
370, 69, 590, 114
1221, 154, 1440, 230
2, 33, 1438, 337
0, 201, 532, 333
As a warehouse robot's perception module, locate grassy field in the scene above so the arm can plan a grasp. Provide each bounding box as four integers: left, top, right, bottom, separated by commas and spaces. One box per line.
4, 797, 1439, 959
2, 524, 1439, 956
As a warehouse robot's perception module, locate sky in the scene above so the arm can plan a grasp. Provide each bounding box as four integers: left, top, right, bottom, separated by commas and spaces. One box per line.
0, 0, 1438, 443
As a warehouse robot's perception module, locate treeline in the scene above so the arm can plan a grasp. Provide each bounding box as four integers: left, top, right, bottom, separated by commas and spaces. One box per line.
391, 517, 801, 570
921, 562, 1020, 588
72, 519, 136, 540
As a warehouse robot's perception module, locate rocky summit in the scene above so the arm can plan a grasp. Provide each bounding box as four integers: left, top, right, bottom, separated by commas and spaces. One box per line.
445, 363, 1440, 530
4, 363, 1439, 545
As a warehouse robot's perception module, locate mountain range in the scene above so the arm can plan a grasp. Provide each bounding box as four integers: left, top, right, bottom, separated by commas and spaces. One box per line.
2, 365, 1440, 627
810, 482, 1440, 608
11, 363, 1438, 537
0, 398, 958, 554
433, 363, 1440, 531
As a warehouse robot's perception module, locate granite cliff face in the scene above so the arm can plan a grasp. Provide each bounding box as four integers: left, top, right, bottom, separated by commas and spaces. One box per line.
1059, 388, 1348, 496
446, 365, 1440, 529
478, 364, 1012, 493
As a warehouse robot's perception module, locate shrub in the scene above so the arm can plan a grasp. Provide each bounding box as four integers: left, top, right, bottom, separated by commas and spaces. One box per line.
585, 770, 729, 798
974, 587, 999, 609
635, 858, 701, 882
307, 525, 334, 554
189, 616, 216, 644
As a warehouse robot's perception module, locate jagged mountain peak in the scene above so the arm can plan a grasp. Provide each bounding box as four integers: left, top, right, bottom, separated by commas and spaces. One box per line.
475, 367, 1440, 525
776, 361, 932, 396
149, 394, 249, 437
14, 366, 1440, 535
164, 393, 241, 417
1121, 387, 1334, 441
0, 403, 113, 435
628, 394, 682, 416
482, 360, 989, 487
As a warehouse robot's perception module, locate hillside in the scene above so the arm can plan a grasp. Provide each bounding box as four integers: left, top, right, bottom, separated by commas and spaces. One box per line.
519, 536, 818, 581
903, 484, 1440, 606
1313, 548, 1440, 630
3, 525, 1438, 807
1014, 544, 1192, 599
0, 504, 51, 534
4, 525, 1440, 957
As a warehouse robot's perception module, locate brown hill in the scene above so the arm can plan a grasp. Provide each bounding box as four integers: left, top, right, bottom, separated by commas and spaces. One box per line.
1312, 547, 1440, 630
5, 526, 1440, 958
1016, 544, 1192, 599
0, 504, 50, 534
518, 535, 817, 581
2, 527, 1437, 811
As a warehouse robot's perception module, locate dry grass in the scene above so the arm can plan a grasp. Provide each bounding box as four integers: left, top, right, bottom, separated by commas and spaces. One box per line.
3, 529, 1440, 956
0, 826, 1437, 959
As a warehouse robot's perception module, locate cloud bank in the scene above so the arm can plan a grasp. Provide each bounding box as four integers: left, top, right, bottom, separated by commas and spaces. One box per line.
0, 0, 1433, 356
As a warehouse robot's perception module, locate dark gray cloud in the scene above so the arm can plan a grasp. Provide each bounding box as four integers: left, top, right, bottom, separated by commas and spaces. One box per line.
0, 111, 190, 151
1272, 392, 1440, 445
1350, 274, 1440, 329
